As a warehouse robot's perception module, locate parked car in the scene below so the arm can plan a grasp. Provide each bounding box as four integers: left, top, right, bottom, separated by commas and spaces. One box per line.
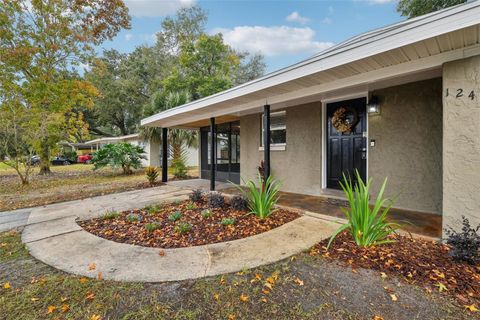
77, 154, 93, 164
51, 156, 75, 166
28, 155, 41, 166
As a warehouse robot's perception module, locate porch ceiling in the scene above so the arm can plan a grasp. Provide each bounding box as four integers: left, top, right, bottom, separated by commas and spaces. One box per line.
141, 1, 480, 129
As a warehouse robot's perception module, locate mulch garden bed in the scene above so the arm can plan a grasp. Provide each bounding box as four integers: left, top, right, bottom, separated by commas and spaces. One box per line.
311, 232, 480, 309
79, 198, 300, 249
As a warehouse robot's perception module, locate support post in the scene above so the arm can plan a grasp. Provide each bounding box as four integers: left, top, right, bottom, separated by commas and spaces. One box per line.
210, 117, 216, 191
162, 127, 168, 182
263, 105, 271, 180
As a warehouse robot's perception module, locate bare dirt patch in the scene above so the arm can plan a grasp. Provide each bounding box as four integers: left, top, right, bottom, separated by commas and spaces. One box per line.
79, 199, 300, 248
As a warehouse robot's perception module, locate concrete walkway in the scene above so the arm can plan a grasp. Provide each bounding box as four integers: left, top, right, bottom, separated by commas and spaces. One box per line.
0, 208, 32, 232
21, 185, 338, 282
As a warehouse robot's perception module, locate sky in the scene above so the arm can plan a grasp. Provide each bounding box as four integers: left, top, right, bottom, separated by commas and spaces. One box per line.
101, 0, 402, 73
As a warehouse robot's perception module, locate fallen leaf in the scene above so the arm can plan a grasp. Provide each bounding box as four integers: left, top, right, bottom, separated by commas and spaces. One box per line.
260, 298, 268, 303
227, 314, 236, 320
255, 273, 262, 280
373, 316, 384, 320
31, 297, 40, 302
266, 277, 275, 284
213, 293, 219, 301
239, 294, 249, 302
79, 277, 88, 284
262, 289, 270, 295
219, 276, 226, 285
264, 282, 273, 290
97, 272, 103, 280
88, 263, 96, 271
158, 250, 165, 256
465, 304, 478, 312
61, 297, 69, 302
85, 292, 95, 300
293, 277, 304, 286
90, 315, 102, 320
390, 294, 398, 302
3, 282, 11, 289
380, 272, 387, 279
47, 305, 56, 314
61, 304, 70, 313
435, 282, 447, 292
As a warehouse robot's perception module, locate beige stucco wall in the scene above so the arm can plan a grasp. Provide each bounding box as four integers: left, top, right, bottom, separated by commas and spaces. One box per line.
240, 102, 322, 196
240, 79, 444, 214
443, 55, 480, 231
369, 78, 443, 213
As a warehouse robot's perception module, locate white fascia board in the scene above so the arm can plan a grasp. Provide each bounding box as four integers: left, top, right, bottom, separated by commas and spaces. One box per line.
141, 1, 480, 127
159, 43, 480, 128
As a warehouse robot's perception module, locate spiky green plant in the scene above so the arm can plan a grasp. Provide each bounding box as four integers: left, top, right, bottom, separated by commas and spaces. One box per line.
168, 212, 182, 221
220, 217, 235, 226
327, 170, 400, 248
102, 210, 119, 220
234, 173, 281, 219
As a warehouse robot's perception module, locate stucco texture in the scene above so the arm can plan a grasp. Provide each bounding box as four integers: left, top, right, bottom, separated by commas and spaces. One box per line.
443, 55, 480, 231
240, 102, 322, 196
369, 78, 443, 214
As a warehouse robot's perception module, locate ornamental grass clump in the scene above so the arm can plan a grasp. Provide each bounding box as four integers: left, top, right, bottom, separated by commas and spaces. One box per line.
102, 210, 119, 220
144, 222, 160, 232
235, 173, 281, 219
168, 212, 182, 221
220, 217, 235, 226
175, 222, 192, 234
327, 170, 399, 249
144, 166, 159, 186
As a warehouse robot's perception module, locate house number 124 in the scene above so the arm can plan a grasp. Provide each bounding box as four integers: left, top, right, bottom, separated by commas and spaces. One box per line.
445, 88, 476, 100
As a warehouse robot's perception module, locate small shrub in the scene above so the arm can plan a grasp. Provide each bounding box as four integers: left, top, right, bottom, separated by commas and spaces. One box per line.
168, 212, 182, 221
186, 202, 197, 210
92, 143, 146, 175
102, 210, 119, 220
145, 204, 162, 215
175, 222, 192, 234
201, 209, 212, 218
144, 222, 160, 232
234, 173, 281, 219
126, 213, 142, 222
445, 216, 480, 265
327, 170, 400, 248
189, 189, 203, 203
145, 166, 159, 186
208, 192, 225, 208
230, 195, 248, 211
220, 217, 235, 226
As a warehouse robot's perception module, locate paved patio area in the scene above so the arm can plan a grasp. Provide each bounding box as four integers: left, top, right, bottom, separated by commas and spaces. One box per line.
168, 179, 442, 238
21, 184, 337, 282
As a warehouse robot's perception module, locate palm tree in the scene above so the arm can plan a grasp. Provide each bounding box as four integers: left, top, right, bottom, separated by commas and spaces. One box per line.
139, 90, 197, 178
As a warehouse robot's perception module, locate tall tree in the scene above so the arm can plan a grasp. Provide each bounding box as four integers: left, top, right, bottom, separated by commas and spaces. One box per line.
0, 0, 130, 174
397, 0, 467, 18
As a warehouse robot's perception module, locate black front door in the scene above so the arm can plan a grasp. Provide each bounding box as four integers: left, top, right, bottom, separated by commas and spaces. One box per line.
326, 97, 367, 189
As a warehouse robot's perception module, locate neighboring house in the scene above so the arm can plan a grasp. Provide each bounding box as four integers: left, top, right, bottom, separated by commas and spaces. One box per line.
141, 2, 480, 235
85, 133, 199, 168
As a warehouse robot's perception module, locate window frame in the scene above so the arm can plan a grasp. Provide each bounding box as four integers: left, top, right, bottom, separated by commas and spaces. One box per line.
260, 110, 286, 151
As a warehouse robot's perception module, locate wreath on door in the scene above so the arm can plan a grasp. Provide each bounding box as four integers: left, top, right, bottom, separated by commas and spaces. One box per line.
332, 107, 359, 133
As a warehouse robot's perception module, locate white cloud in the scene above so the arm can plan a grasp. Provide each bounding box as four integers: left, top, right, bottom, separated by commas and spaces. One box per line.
322, 17, 333, 24
285, 11, 310, 25
125, 33, 133, 41
213, 26, 334, 57
124, 0, 196, 17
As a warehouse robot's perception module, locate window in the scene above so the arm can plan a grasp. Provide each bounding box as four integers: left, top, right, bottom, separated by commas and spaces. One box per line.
261, 111, 286, 147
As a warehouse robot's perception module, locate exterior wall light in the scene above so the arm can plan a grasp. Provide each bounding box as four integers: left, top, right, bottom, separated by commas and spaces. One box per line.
367, 95, 380, 115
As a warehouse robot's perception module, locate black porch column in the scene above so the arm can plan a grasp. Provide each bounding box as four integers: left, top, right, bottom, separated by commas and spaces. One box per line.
162, 127, 168, 182
210, 117, 216, 191
263, 105, 271, 180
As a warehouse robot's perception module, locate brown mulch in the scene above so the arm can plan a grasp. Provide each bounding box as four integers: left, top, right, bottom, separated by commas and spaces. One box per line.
79, 199, 300, 249
311, 232, 480, 308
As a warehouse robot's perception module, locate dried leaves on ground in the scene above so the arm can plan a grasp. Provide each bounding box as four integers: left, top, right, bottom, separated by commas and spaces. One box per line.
79, 199, 300, 248
312, 232, 480, 308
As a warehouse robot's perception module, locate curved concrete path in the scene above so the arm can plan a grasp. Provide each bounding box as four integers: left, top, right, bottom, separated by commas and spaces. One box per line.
22, 186, 337, 282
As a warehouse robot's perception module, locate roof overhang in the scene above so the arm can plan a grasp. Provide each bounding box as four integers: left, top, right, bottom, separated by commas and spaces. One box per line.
85, 133, 140, 145
141, 1, 480, 129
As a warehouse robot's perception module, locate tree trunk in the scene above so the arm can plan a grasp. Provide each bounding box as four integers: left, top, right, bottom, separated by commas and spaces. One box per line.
39, 143, 51, 175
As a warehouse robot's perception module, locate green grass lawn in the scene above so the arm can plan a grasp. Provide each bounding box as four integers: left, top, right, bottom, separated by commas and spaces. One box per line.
0, 231, 468, 320
0, 164, 198, 212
